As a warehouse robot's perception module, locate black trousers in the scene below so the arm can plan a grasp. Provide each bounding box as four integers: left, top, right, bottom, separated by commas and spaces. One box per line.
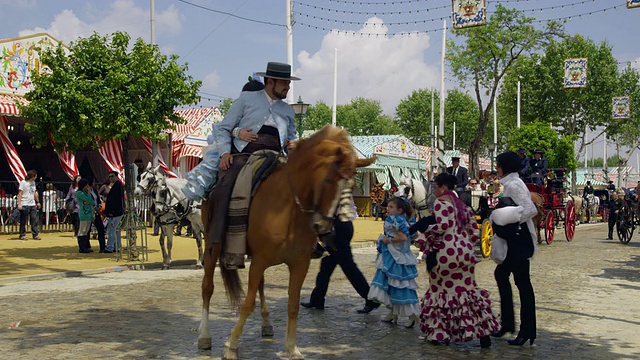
309, 220, 371, 306
94, 213, 106, 251
494, 259, 537, 339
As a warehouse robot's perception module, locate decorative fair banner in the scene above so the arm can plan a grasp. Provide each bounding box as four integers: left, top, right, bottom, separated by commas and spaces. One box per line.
612, 96, 631, 119
628, 0, 640, 9
564, 58, 588, 88
0, 33, 64, 96
374, 135, 427, 160
452, 0, 487, 29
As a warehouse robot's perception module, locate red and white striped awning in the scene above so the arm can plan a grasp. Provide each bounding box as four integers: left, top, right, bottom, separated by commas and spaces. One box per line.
0, 94, 28, 116
99, 138, 125, 182
168, 108, 217, 164
142, 137, 177, 178
0, 115, 26, 181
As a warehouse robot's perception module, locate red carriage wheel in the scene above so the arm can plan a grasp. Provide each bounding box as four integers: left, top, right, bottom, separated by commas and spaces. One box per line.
544, 210, 555, 244
564, 200, 576, 242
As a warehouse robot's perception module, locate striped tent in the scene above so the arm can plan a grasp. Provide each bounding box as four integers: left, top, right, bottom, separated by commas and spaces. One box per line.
170, 107, 222, 174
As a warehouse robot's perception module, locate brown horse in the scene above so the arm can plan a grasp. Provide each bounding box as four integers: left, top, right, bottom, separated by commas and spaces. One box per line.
530, 192, 544, 242
197, 126, 375, 359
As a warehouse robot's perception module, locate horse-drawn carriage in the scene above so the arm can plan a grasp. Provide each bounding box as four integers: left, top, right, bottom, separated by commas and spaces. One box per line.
479, 168, 577, 257
616, 188, 639, 244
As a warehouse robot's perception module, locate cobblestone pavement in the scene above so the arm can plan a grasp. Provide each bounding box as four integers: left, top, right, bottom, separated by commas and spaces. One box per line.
1, 223, 640, 359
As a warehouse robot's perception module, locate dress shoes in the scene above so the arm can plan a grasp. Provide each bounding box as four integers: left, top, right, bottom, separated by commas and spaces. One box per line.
508, 336, 535, 346
491, 327, 514, 338
356, 301, 380, 314
300, 301, 324, 310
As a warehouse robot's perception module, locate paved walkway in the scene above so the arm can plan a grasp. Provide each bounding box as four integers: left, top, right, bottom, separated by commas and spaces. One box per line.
1, 222, 640, 359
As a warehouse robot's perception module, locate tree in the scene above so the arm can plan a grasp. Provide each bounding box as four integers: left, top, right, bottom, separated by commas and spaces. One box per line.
395, 88, 439, 144
218, 98, 233, 116
443, 89, 480, 151
304, 98, 400, 136
505, 122, 576, 171
21, 31, 201, 218
499, 36, 626, 189
447, 4, 562, 177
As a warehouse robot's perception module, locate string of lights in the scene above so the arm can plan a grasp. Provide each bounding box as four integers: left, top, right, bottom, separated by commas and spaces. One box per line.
295, 1, 450, 16
293, 11, 448, 27
325, 0, 432, 5
295, 1, 628, 37
295, 0, 609, 21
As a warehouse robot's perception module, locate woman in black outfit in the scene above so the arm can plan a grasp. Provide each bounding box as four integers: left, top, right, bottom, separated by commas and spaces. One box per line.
492, 152, 538, 346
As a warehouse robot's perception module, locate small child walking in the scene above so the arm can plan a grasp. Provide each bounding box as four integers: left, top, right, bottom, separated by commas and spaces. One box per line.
368, 197, 420, 327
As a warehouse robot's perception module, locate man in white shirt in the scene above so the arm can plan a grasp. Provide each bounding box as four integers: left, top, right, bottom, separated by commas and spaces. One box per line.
17, 170, 41, 240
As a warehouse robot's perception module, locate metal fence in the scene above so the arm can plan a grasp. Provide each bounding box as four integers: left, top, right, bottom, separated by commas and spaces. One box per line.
0, 180, 154, 234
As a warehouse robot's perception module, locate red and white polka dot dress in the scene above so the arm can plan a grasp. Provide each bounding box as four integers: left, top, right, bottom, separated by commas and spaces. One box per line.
416, 197, 499, 343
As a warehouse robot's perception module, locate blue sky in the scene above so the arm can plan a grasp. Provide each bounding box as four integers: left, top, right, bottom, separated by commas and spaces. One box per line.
1, 0, 639, 159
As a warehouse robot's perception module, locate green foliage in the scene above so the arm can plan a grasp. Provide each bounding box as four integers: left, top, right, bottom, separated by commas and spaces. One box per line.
443, 89, 480, 150
446, 3, 563, 175
506, 122, 576, 171
395, 88, 438, 144
499, 35, 619, 137
21, 31, 201, 152
217, 98, 233, 116
304, 98, 400, 136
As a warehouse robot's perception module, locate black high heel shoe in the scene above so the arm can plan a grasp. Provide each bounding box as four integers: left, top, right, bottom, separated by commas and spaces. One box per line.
491, 327, 514, 338
507, 337, 535, 346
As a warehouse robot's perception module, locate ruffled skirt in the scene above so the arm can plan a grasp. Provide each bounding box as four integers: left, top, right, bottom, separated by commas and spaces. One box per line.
419, 286, 499, 342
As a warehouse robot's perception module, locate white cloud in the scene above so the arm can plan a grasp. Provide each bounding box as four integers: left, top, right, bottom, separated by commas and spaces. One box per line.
18, 0, 183, 44
202, 71, 221, 92
294, 17, 440, 116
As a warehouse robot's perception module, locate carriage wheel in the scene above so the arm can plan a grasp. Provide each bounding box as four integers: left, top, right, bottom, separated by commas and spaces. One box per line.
544, 210, 555, 245
480, 219, 493, 258
617, 206, 634, 244
564, 201, 576, 242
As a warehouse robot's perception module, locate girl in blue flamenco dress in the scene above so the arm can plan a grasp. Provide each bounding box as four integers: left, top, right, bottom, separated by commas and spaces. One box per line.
368, 197, 420, 327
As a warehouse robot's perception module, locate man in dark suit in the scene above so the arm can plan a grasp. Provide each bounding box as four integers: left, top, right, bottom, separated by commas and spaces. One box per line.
446, 156, 469, 191
530, 150, 548, 186
517, 147, 530, 180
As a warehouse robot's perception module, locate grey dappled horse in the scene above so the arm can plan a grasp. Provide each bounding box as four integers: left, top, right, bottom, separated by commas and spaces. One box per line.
135, 165, 204, 269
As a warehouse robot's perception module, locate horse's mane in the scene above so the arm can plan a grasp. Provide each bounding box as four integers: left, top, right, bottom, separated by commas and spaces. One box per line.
291, 125, 357, 172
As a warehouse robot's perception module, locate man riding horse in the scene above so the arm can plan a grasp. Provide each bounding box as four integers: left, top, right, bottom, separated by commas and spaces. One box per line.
205, 61, 300, 270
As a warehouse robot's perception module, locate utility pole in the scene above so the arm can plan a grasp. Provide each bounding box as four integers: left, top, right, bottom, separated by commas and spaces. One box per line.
150, 0, 158, 167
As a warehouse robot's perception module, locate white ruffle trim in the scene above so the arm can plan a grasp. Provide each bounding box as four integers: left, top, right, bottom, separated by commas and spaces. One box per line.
368, 287, 391, 307
388, 278, 418, 290
387, 243, 419, 265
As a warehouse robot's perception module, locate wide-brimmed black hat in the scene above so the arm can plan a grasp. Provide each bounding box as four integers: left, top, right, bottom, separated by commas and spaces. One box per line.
517, 147, 526, 154
255, 62, 301, 81
451, 156, 460, 160
534, 150, 543, 154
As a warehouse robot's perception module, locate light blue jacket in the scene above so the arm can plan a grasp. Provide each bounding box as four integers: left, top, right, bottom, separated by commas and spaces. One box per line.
215, 90, 297, 155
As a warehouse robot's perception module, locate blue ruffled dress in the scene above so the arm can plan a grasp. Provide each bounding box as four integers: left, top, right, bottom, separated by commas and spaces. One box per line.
368, 214, 420, 317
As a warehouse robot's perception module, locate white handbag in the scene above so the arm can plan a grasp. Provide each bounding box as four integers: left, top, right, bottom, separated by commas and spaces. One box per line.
490, 235, 508, 264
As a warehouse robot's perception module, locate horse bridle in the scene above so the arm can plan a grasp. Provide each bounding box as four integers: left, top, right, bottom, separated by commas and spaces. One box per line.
288, 160, 352, 224
154, 178, 195, 224
408, 179, 429, 211
136, 171, 159, 195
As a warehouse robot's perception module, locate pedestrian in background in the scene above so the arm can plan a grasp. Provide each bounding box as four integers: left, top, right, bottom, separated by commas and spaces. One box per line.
607, 191, 623, 240
76, 178, 94, 253
104, 171, 124, 253
87, 177, 106, 252
17, 170, 41, 240
65, 175, 81, 236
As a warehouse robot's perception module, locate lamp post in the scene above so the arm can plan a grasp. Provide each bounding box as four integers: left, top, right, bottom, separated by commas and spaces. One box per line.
488, 142, 496, 172
290, 96, 309, 139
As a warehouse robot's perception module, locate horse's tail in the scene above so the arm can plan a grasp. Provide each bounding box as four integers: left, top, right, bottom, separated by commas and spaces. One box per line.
219, 262, 245, 311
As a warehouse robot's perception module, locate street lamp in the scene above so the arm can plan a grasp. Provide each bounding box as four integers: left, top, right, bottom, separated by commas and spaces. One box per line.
290, 96, 309, 139
488, 142, 496, 172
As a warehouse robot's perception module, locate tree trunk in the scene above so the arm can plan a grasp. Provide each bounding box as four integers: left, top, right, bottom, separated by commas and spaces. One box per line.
468, 108, 490, 179
122, 135, 137, 249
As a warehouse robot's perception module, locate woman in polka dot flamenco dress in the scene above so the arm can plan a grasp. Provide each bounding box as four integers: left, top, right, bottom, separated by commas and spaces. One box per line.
415, 173, 499, 348
367, 197, 420, 327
